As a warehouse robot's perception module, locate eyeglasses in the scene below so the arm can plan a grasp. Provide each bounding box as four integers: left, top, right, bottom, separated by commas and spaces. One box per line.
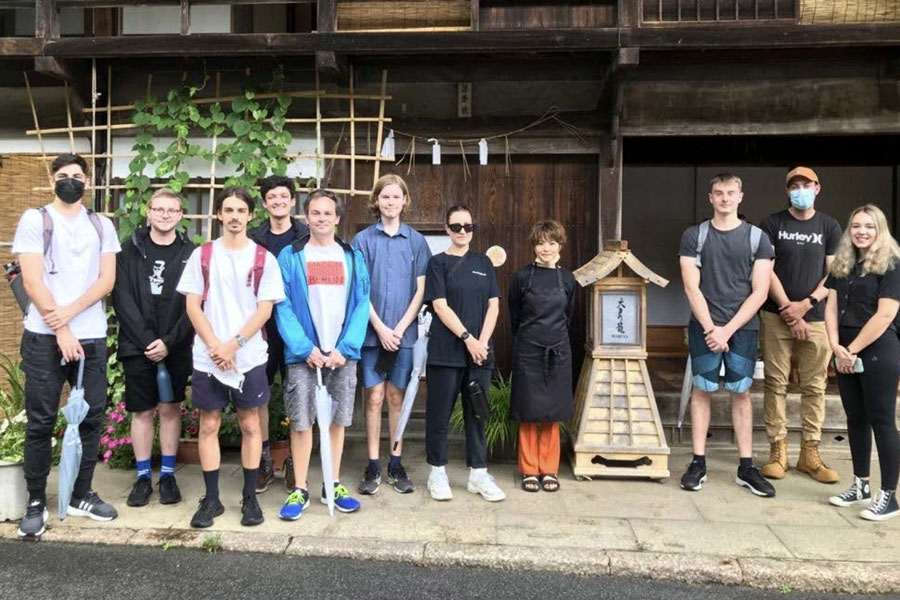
447, 223, 475, 233
149, 207, 183, 216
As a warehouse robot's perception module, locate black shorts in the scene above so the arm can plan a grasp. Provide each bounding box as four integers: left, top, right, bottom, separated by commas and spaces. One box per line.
190, 363, 270, 411
122, 349, 192, 413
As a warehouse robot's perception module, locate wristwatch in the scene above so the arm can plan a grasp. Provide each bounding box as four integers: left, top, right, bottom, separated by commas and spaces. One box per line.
807, 295, 819, 307
234, 334, 247, 347
460, 331, 471, 341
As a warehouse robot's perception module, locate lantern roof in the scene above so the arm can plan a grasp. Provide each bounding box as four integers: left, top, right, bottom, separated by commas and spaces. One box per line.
574, 240, 668, 288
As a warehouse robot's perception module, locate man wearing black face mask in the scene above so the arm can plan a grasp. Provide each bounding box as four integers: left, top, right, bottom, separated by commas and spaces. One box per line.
12, 153, 121, 538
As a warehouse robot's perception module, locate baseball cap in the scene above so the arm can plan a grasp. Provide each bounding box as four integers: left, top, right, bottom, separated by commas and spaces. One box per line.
785, 166, 819, 185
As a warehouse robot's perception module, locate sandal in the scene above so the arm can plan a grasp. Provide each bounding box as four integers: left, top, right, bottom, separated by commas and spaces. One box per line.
540, 474, 560, 492
521, 475, 540, 493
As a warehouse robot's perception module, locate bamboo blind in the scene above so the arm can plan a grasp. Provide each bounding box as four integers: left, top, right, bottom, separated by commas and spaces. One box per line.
800, 0, 900, 23
337, 0, 471, 31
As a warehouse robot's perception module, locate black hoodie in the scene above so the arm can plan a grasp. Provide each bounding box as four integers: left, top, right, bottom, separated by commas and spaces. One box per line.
112, 226, 196, 359
248, 218, 309, 259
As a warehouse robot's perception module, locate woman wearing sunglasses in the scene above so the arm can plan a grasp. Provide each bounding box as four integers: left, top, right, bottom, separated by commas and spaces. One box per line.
423, 205, 505, 503
508, 220, 576, 493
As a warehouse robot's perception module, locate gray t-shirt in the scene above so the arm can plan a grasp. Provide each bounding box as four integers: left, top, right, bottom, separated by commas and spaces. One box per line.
678, 221, 775, 331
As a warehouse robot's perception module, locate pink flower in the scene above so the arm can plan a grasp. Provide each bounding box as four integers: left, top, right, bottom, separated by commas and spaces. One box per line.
106, 425, 115, 433
103, 450, 112, 461
109, 440, 117, 449
100, 435, 110, 445
123, 437, 132, 445
117, 402, 126, 411
187, 425, 198, 436
191, 409, 199, 417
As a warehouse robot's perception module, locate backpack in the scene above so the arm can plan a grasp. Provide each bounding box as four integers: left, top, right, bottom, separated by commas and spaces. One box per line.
199, 241, 268, 339
6, 206, 104, 314
695, 220, 763, 269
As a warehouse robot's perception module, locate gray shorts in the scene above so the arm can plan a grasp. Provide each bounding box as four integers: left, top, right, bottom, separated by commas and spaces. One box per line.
284, 361, 357, 432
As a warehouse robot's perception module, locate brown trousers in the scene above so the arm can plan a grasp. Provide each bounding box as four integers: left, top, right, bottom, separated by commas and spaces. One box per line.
760, 310, 832, 443
518, 422, 560, 476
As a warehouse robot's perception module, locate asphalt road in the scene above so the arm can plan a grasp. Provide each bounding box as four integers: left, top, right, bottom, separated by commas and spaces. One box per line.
0, 540, 884, 600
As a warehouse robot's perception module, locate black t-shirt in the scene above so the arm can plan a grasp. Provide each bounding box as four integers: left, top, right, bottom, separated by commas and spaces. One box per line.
425, 252, 500, 368
760, 209, 842, 321
678, 221, 775, 331
264, 228, 296, 261
145, 237, 182, 336
825, 261, 900, 329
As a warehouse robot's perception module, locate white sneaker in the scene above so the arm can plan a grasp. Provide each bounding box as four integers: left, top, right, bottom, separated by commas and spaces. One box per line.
427, 467, 453, 501
467, 469, 506, 502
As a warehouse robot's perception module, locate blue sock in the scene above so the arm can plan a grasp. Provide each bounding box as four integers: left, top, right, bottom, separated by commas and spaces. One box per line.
136, 458, 151, 481
160, 454, 176, 479
389, 455, 402, 469
369, 458, 382, 472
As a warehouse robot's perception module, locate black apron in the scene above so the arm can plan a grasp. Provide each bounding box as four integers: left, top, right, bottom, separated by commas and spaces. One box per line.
509, 264, 573, 423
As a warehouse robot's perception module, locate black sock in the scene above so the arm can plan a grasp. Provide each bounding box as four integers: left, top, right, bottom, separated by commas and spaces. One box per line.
242, 467, 257, 499
202, 469, 220, 500
692, 454, 706, 467
369, 458, 382, 472
389, 455, 402, 469
28, 489, 46, 506
262, 440, 271, 458
739, 457, 753, 470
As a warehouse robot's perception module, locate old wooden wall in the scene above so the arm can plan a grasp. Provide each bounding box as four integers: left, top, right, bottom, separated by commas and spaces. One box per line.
334, 155, 600, 374
479, 0, 616, 29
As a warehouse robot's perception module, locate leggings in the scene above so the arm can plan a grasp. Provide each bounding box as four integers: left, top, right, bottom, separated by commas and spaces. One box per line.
425, 365, 491, 469
837, 328, 900, 491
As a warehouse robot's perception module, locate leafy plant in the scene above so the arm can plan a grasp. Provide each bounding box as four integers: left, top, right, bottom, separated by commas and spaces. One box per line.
268, 375, 290, 442
0, 353, 64, 464
450, 372, 517, 453
201, 533, 223, 554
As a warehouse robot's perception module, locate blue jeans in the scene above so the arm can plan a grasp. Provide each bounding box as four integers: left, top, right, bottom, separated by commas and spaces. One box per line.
21, 331, 107, 502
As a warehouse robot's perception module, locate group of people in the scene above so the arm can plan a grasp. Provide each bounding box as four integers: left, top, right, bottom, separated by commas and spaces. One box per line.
680, 168, 900, 522
13, 153, 577, 538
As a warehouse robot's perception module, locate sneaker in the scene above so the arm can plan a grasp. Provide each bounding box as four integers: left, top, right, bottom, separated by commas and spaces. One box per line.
283, 456, 295, 492
736, 465, 776, 498
68, 491, 119, 521
241, 494, 264, 526
680, 461, 707, 491
467, 470, 506, 502
17, 500, 49, 538
357, 462, 381, 496
427, 468, 453, 501
126, 477, 153, 507
387, 462, 415, 494
830, 476, 872, 507
279, 489, 310, 521
256, 453, 275, 494
190, 495, 224, 529
321, 483, 361, 513
860, 490, 900, 521
158, 475, 182, 505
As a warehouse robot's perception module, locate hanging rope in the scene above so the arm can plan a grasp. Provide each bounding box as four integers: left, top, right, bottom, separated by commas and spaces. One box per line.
459, 141, 470, 181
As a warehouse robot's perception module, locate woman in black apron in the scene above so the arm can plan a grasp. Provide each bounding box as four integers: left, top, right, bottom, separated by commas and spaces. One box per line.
509, 220, 576, 492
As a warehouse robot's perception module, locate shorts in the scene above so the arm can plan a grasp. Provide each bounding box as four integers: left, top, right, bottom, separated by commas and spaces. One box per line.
359, 346, 414, 390
190, 363, 270, 411
122, 350, 192, 412
688, 320, 758, 394
284, 361, 357, 432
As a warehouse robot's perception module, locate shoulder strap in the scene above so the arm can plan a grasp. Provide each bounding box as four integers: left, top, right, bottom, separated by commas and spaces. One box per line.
86, 210, 104, 246
695, 220, 710, 268
38, 207, 53, 255
749, 225, 762, 262
446, 252, 471, 281
200, 242, 213, 303
249, 243, 267, 297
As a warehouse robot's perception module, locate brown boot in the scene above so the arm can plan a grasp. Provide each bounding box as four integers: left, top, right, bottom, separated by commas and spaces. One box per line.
761, 439, 788, 479
796, 440, 840, 483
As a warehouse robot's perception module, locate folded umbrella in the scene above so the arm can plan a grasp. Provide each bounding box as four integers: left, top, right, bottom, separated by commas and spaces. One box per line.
677, 357, 692, 430
58, 358, 87, 520
315, 367, 335, 517
393, 318, 430, 452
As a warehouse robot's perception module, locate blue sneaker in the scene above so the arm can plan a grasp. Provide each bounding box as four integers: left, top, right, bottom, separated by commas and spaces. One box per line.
321, 483, 361, 513
279, 488, 309, 521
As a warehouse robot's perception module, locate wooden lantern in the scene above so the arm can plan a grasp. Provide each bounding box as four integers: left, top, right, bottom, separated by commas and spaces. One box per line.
569, 241, 671, 481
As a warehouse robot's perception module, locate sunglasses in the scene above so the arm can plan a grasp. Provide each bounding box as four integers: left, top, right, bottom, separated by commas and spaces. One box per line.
447, 223, 475, 233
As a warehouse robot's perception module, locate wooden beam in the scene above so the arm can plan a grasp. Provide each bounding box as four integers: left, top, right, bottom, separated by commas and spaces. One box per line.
180, 0, 191, 35
470, 0, 480, 31
315, 0, 342, 78
0, 38, 44, 57
598, 133, 623, 244
36, 0, 60, 40
618, 0, 641, 28
54, 0, 315, 6
629, 22, 900, 49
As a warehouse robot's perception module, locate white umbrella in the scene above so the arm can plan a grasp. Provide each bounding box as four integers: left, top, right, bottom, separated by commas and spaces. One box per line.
392, 331, 428, 452
315, 367, 334, 516
58, 358, 86, 520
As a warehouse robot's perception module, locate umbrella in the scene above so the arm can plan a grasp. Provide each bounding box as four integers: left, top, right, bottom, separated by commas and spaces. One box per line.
677, 357, 692, 430
315, 367, 335, 517
58, 358, 87, 520
393, 315, 430, 451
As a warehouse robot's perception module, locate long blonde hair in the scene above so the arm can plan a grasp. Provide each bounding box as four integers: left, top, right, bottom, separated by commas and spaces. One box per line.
368, 174, 410, 219
831, 204, 900, 278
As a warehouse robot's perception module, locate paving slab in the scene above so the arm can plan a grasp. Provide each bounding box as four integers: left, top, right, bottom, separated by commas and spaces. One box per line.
286, 535, 424, 562
628, 519, 793, 558
424, 542, 609, 575
739, 557, 900, 595
770, 522, 900, 562
607, 550, 743, 586
497, 512, 637, 551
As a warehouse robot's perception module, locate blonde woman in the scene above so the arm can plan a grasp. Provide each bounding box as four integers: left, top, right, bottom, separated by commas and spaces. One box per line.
824, 204, 900, 521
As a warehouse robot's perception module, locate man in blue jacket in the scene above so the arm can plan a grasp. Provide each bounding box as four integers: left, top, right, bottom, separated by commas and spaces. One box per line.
274, 189, 370, 519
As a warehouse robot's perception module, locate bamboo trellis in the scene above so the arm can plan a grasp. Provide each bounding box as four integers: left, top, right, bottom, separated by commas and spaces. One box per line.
24, 62, 393, 240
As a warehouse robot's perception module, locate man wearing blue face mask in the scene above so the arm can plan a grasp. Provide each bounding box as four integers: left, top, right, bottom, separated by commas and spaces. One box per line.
759, 167, 842, 483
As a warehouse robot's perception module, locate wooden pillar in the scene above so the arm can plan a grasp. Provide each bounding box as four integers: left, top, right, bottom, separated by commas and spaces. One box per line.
35, 0, 59, 40
316, 0, 346, 79
180, 0, 191, 35
471, 0, 480, 31
618, 0, 641, 27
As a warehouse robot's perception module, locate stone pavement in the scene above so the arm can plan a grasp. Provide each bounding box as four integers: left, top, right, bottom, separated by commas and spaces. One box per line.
2, 444, 899, 595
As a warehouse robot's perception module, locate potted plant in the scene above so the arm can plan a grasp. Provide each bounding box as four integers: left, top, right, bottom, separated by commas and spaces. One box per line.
0, 354, 28, 521
178, 397, 202, 464
267, 377, 291, 471
450, 372, 518, 460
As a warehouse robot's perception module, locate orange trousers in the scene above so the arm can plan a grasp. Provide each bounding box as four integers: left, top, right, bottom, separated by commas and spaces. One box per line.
517, 422, 560, 476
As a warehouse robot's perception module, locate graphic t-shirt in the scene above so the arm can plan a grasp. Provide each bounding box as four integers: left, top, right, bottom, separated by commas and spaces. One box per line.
176, 239, 284, 374
304, 243, 347, 352
144, 236, 182, 338
12, 204, 120, 339
760, 209, 842, 321
677, 221, 775, 331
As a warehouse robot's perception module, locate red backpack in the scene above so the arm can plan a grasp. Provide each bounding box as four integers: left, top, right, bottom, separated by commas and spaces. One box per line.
200, 241, 269, 339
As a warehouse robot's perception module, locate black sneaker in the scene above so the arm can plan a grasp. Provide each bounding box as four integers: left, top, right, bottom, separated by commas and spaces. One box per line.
256, 453, 275, 494
829, 476, 871, 507
158, 475, 182, 505
68, 491, 118, 521
17, 500, 49, 538
680, 461, 707, 491
860, 490, 900, 521
358, 462, 381, 495
736, 465, 776, 498
283, 457, 295, 492
126, 478, 153, 507
190, 496, 224, 529
387, 461, 415, 494
241, 495, 264, 526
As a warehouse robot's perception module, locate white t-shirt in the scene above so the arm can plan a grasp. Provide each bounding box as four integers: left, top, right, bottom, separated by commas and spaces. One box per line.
304, 243, 347, 352
176, 238, 285, 374
12, 204, 120, 339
